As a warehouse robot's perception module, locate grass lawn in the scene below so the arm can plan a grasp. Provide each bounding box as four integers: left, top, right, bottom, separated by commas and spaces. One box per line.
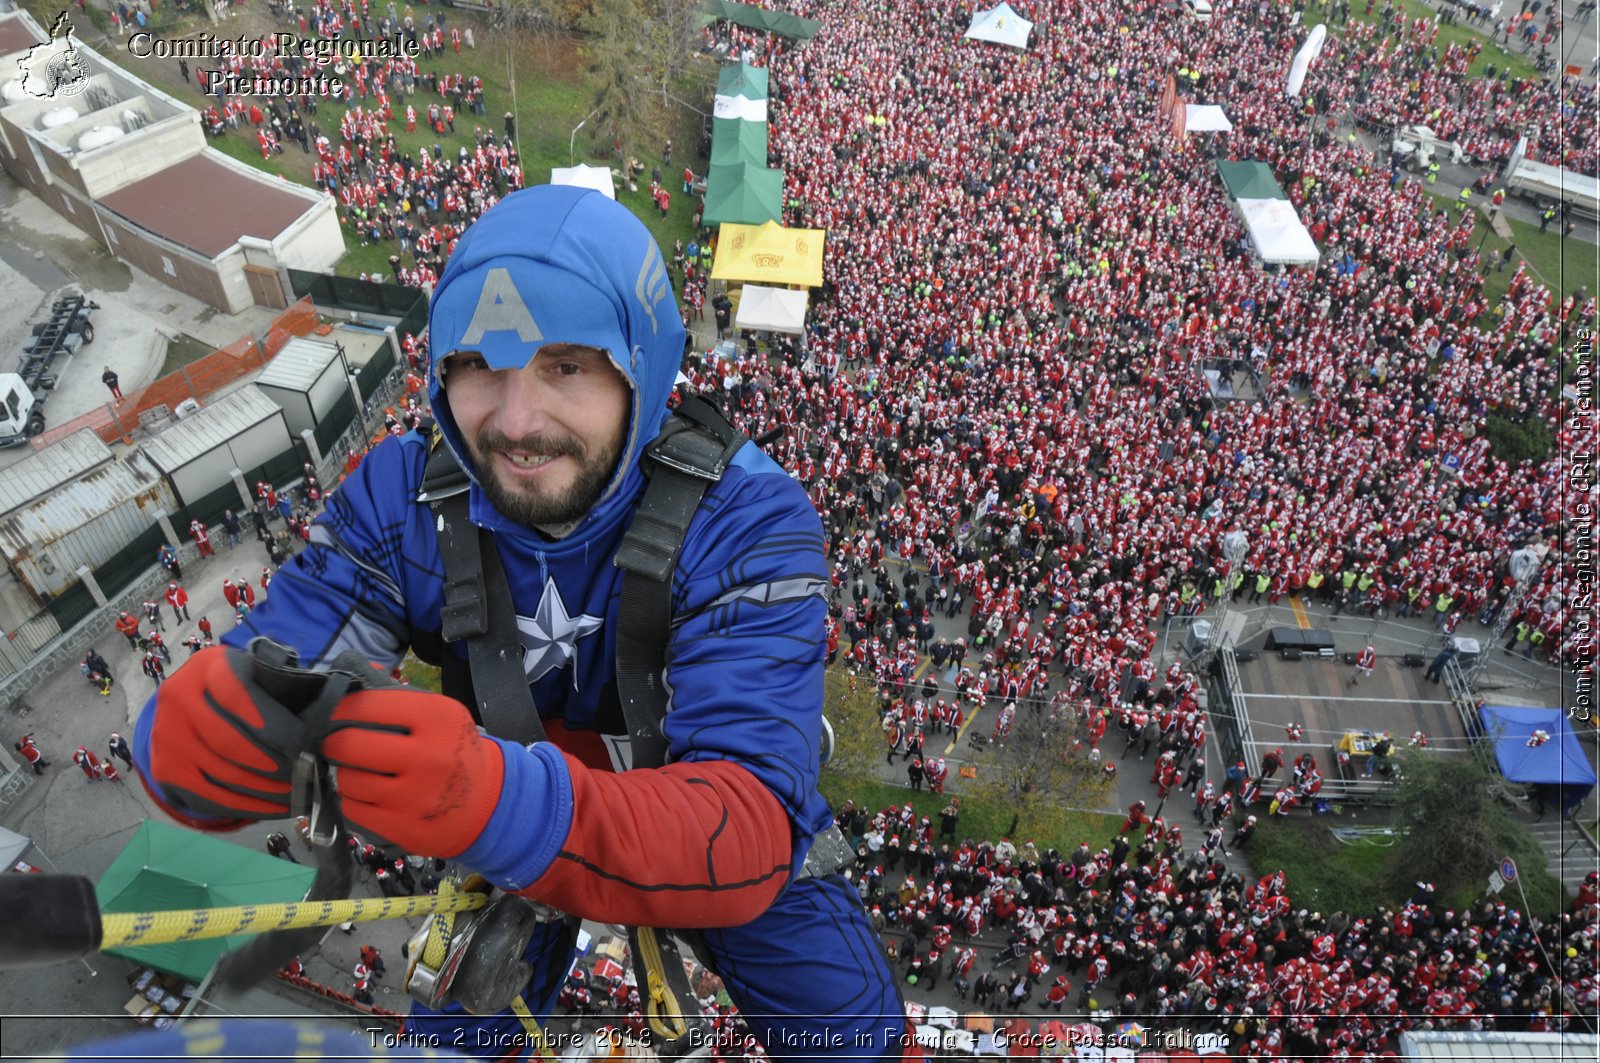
49, 2, 713, 279
157, 330, 223, 376
1326, 0, 1542, 80
1249, 815, 1407, 913
399, 652, 444, 691
1420, 188, 1599, 310
1251, 812, 1570, 916
1481, 211, 1600, 310
818, 774, 1123, 854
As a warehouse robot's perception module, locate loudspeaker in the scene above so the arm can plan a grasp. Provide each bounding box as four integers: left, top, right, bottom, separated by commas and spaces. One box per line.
1402, 653, 1425, 668
1280, 648, 1303, 661
1342, 652, 1357, 665
1235, 650, 1260, 663
1265, 628, 1304, 650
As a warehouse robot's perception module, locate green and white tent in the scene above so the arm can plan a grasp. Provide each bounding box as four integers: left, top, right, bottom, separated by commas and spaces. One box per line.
703, 163, 785, 226
1216, 159, 1288, 201
97, 820, 316, 982
703, 0, 821, 40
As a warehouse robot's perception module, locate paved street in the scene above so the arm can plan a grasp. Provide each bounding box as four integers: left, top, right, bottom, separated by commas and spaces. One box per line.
0, 532, 421, 1057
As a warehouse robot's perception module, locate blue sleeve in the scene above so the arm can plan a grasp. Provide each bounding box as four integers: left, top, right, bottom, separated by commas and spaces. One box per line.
663, 443, 834, 867
222, 435, 437, 668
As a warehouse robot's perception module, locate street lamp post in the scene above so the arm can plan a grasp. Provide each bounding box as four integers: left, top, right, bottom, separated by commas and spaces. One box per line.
1196, 530, 1250, 671
1470, 543, 1547, 683
569, 106, 601, 166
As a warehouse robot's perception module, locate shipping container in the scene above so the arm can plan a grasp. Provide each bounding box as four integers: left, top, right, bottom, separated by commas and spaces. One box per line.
0, 431, 174, 600
139, 386, 294, 508
254, 336, 351, 439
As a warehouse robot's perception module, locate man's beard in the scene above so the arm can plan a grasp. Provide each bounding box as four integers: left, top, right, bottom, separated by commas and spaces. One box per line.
471, 427, 624, 530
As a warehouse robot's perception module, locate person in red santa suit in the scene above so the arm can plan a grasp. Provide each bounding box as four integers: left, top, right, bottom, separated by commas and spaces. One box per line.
189, 520, 214, 558
73, 745, 104, 781
14, 734, 49, 774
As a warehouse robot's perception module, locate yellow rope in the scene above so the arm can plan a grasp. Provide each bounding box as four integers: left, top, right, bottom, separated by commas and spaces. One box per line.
510, 995, 558, 1061
104, 885, 562, 1058
633, 926, 690, 1043
100, 890, 491, 949
422, 876, 459, 969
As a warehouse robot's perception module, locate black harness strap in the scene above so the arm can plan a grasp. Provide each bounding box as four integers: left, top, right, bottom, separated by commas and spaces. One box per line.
421, 443, 546, 747
417, 400, 851, 1055
613, 398, 746, 770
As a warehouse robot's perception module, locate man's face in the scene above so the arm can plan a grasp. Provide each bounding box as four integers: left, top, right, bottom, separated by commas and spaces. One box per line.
443, 343, 631, 529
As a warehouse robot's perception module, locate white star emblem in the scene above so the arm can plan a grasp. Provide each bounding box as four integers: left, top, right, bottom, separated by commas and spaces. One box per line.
515, 577, 603, 681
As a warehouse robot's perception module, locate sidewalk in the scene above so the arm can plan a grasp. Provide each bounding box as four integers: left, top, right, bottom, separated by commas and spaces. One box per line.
0, 171, 278, 474
0, 530, 419, 1058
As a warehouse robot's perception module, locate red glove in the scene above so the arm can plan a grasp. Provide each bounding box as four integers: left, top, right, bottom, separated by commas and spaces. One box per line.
321, 689, 504, 858
146, 646, 310, 820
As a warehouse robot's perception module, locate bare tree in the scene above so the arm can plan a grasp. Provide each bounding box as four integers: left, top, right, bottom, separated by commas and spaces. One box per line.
962, 704, 1111, 830
492, 0, 570, 33
641, 0, 706, 106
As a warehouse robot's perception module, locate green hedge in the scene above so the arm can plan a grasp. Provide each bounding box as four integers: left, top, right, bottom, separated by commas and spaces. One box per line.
1483, 412, 1554, 465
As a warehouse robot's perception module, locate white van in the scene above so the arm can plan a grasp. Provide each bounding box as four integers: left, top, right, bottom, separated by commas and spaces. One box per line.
1185, 0, 1214, 22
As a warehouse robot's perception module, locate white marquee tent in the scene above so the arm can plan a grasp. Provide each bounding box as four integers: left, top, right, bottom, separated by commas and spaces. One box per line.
1237, 197, 1320, 266
1184, 104, 1234, 132
733, 284, 808, 334
0, 825, 32, 868
964, 2, 1033, 49
549, 164, 617, 200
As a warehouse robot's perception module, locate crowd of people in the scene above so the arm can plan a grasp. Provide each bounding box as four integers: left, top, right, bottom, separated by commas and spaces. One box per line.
189, 0, 520, 289
659, 0, 1600, 1051
678, 0, 1591, 713
79, 0, 1595, 1053
828, 798, 1598, 1053
1341, 8, 1600, 176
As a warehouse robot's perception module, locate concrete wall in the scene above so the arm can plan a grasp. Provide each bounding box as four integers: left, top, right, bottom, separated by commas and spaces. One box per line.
96, 208, 235, 311
70, 111, 202, 199
46, 182, 105, 242
275, 197, 345, 275
0, 109, 50, 199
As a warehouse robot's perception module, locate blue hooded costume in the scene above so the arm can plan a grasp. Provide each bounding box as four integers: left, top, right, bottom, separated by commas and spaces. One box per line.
134, 187, 901, 1058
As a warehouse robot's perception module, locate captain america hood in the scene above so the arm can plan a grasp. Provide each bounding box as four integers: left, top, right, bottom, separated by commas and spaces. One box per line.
427, 185, 684, 539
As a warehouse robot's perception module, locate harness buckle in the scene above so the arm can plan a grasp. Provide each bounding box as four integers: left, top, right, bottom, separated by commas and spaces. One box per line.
649, 425, 736, 482
441, 573, 489, 640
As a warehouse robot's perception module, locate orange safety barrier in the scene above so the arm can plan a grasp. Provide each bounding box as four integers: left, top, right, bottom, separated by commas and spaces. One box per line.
276, 971, 404, 1021
31, 298, 321, 450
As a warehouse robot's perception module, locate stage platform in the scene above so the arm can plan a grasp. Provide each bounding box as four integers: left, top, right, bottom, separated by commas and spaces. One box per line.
1210, 632, 1475, 797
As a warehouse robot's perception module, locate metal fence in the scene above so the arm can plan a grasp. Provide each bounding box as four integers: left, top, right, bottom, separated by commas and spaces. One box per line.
354, 340, 398, 400
31, 300, 321, 448
287, 270, 427, 341
312, 390, 358, 456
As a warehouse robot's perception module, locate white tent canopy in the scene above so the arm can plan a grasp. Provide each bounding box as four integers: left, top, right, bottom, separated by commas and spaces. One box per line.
964, 2, 1033, 49
0, 825, 31, 868
734, 284, 808, 334
549, 164, 616, 200
1185, 104, 1233, 132
1237, 197, 1321, 265
713, 95, 769, 122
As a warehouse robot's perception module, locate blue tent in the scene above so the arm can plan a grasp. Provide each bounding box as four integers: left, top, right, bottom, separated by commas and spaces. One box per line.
1478, 705, 1597, 814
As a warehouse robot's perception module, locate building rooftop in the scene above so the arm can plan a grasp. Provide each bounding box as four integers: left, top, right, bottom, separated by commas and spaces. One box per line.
99, 154, 320, 259
139, 385, 283, 472
0, 429, 111, 517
